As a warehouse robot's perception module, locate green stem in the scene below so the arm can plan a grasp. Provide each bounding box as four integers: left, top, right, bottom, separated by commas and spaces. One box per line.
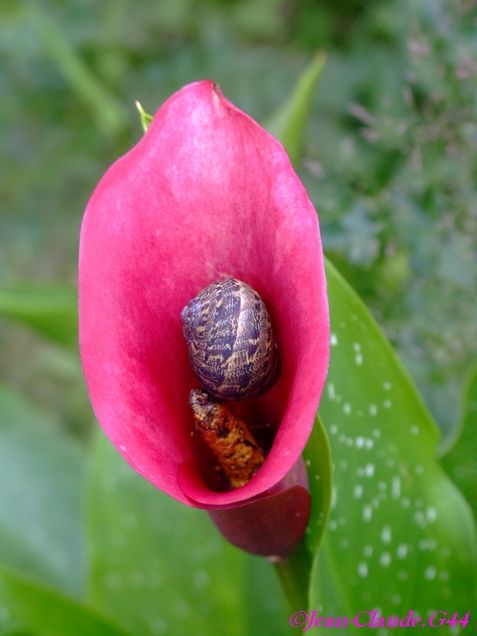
274, 540, 311, 610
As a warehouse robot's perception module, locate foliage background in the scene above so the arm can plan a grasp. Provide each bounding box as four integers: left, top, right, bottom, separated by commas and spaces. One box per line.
0, 0, 476, 633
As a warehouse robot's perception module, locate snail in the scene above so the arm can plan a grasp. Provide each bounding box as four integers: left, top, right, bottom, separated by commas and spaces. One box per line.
181, 278, 279, 489
181, 278, 279, 400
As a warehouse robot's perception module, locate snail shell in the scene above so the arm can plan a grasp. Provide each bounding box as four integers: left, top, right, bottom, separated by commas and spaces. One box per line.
181, 278, 279, 399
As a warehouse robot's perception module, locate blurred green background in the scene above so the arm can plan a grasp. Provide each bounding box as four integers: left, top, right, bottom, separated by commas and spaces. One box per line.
1, 0, 476, 440
1, 1, 476, 633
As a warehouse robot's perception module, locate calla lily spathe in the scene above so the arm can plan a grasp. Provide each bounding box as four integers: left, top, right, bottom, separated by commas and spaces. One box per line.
79, 81, 329, 518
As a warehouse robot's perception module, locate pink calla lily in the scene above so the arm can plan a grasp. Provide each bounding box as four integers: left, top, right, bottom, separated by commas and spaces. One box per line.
79, 81, 329, 527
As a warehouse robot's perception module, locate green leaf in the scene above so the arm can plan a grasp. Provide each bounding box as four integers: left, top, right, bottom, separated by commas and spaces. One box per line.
0, 386, 86, 598
303, 414, 333, 554
442, 363, 477, 523
309, 261, 477, 622
0, 567, 128, 636
28, 1, 127, 138
0, 285, 77, 347
264, 52, 326, 165
87, 432, 288, 636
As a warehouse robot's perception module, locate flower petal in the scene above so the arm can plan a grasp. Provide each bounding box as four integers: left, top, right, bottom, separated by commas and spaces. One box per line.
79, 80, 329, 508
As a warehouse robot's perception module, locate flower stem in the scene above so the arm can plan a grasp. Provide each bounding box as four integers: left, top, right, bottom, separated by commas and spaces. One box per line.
273, 540, 311, 610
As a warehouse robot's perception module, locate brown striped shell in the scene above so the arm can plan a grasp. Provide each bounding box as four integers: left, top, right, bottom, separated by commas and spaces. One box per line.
181, 279, 279, 399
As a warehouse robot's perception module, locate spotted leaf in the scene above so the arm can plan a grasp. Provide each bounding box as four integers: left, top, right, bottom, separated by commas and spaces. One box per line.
309, 261, 477, 627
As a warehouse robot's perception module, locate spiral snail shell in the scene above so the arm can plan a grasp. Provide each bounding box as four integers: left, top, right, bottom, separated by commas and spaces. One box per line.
181, 278, 279, 399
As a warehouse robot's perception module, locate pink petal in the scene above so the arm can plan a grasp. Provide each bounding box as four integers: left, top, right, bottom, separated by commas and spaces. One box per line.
79, 80, 329, 508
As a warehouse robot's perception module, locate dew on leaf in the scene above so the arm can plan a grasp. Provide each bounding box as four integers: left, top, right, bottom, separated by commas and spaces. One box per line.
391, 476, 401, 498
358, 562, 369, 577
173, 599, 191, 619
330, 333, 338, 346
380, 552, 392, 567
362, 504, 373, 521
371, 496, 381, 509
397, 544, 409, 559
369, 404, 378, 416
354, 484, 364, 499
122, 512, 138, 529
149, 617, 167, 635
363, 544, 373, 557
414, 510, 426, 528
331, 486, 337, 508
364, 463, 375, 477
424, 566, 437, 581
193, 569, 210, 589
381, 526, 392, 544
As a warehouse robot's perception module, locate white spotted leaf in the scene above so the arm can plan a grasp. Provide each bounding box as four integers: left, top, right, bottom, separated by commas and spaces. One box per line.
309, 261, 477, 628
